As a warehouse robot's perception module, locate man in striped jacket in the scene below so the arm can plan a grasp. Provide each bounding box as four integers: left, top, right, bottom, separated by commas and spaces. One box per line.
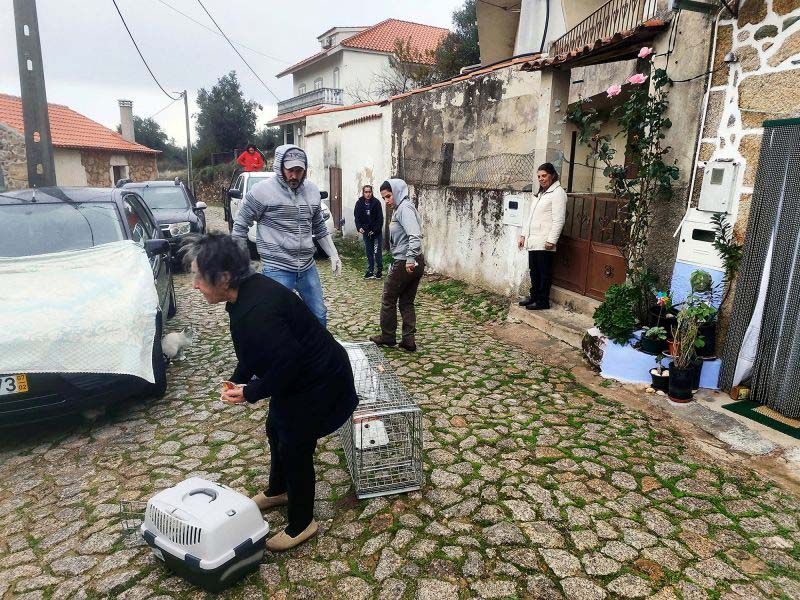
232, 144, 342, 327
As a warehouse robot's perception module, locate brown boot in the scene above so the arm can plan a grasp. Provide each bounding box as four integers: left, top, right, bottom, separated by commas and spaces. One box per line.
398, 339, 417, 352
265, 520, 319, 552
370, 334, 396, 347
251, 492, 288, 511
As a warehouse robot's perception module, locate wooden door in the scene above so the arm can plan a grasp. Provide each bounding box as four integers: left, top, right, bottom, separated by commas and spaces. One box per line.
329, 167, 342, 231
552, 193, 627, 300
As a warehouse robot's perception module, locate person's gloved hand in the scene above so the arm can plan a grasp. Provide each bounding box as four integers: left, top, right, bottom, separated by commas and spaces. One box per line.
318, 235, 342, 276
331, 256, 342, 276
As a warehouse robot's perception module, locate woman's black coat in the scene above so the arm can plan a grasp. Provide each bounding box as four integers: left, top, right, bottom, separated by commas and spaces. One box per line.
227, 274, 358, 441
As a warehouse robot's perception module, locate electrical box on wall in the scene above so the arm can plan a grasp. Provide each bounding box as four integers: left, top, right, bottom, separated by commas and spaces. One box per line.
676, 208, 724, 271
503, 194, 524, 227
698, 160, 738, 213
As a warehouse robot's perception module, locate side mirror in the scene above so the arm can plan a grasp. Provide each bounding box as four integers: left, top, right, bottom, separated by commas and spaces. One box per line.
319, 191, 329, 200
144, 239, 170, 257
228, 188, 242, 199
195, 201, 208, 210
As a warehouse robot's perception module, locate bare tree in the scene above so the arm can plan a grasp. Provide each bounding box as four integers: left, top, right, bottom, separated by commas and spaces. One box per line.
347, 39, 437, 103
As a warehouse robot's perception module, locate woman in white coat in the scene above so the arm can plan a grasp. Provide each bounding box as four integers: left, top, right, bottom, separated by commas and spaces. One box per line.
517, 163, 567, 310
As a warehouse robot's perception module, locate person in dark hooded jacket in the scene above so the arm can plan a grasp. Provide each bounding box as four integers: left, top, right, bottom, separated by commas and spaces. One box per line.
353, 185, 384, 279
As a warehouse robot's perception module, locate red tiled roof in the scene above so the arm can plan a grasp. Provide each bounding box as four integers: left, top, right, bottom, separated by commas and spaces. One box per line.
266, 105, 328, 126
341, 19, 448, 64
0, 93, 159, 154
276, 18, 449, 77
277, 51, 329, 79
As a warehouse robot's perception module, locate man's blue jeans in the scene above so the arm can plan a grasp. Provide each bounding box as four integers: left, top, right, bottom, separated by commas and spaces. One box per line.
363, 232, 383, 276
262, 263, 327, 327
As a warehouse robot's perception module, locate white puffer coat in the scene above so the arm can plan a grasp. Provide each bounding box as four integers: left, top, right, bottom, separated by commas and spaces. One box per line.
523, 182, 568, 252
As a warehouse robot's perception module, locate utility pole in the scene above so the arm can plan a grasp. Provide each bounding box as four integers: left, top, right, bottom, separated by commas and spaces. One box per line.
183, 91, 194, 194
13, 0, 56, 187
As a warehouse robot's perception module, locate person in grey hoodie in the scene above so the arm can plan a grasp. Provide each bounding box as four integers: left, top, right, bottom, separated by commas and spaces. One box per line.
232, 144, 341, 327
370, 179, 424, 352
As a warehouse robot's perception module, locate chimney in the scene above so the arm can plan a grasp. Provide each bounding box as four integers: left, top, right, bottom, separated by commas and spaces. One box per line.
118, 99, 135, 142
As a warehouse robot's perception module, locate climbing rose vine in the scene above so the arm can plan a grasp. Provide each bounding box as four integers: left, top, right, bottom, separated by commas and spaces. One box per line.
568, 49, 679, 291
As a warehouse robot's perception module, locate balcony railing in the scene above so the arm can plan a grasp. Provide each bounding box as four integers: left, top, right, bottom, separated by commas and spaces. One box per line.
277, 87, 343, 115
549, 0, 660, 57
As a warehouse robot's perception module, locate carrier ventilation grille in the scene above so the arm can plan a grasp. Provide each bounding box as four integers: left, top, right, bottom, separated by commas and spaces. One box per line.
147, 504, 202, 546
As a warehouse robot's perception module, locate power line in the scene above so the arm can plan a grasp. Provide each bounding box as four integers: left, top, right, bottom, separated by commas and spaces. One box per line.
111, 0, 181, 100
194, 0, 281, 102
152, 0, 289, 65
148, 96, 182, 119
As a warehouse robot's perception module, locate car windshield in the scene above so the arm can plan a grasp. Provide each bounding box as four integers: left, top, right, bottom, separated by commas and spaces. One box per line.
0, 202, 124, 257
246, 176, 271, 192
137, 187, 189, 210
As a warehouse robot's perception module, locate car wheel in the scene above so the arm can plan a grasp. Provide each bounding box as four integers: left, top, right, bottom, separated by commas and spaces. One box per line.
147, 314, 168, 399
167, 280, 177, 319
247, 240, 259, 260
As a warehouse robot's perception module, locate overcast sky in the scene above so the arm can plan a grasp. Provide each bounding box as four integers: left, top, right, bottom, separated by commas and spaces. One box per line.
0, 0, 462, 145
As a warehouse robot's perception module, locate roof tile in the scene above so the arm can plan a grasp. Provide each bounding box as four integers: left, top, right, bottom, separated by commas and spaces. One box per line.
0, 93, 158, 154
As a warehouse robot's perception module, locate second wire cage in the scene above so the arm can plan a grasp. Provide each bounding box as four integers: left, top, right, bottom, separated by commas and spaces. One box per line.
339, 342, 423, 499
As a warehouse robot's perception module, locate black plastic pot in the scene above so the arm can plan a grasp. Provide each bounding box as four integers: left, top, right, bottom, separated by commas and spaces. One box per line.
668, 361, 694, 402
691, 357, 704, 390
650, 368, 669, 392
640, 335, 667, 355
697, 321, 717, 357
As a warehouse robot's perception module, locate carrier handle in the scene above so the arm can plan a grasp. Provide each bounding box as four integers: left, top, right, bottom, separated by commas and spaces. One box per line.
188, 488, 218, 502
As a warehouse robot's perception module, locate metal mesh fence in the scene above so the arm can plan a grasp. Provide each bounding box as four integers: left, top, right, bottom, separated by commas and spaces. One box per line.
401, 153, 537, 190
339, 341, 424, 499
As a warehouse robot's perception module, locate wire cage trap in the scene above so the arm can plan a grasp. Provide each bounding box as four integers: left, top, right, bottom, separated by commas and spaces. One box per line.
339, 341, 424, 499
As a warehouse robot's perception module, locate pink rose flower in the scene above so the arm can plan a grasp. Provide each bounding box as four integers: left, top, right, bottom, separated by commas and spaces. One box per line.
627, 73, 648, 85
638, 47, 654, 59
606, 84, 622, 98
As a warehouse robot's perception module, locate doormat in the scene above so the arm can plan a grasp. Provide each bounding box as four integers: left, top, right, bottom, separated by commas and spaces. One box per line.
722, 401, 800, 440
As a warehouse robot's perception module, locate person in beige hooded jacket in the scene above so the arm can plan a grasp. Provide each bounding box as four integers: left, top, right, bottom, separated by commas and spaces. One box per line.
517, 163, 567, 310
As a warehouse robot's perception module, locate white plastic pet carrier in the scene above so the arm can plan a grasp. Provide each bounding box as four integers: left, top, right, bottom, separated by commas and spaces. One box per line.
340, 341, 424, 499
141, 477, 269, 592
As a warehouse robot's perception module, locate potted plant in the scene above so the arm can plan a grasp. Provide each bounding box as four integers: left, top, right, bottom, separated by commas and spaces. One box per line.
593, 283, 637, 345
640, 326, 667, 354
668, 310, 699, 402
686, 270, 719, 357
650, 353, 669, 392
649, 291, 676, 327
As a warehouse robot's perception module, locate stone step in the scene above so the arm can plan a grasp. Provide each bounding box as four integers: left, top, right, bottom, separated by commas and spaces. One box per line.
508, 303, 594, 349
550, 286, 601, 318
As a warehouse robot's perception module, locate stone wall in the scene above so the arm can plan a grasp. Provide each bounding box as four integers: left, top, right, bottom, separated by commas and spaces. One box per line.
694, 0, 800, 242
80, 151, 112, 187
0, 124, 28, 190
128, 153, 158, 182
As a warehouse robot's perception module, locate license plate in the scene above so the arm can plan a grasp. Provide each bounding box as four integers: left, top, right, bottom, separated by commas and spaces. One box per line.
0, 374, 28, 396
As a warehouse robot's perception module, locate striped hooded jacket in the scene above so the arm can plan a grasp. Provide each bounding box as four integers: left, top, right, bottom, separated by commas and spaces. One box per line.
232, 144, 330, 272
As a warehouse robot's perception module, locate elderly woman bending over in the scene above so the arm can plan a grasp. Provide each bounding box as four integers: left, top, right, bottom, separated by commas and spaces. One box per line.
183, 233, 358, 551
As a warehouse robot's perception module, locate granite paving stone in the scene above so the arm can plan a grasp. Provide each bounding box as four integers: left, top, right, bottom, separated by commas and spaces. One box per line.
0, 207, 799, 598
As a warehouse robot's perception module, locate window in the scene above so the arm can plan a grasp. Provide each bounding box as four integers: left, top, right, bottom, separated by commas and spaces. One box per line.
333, 67, 340, 89
314, 77, 323, 90
112, 164, 128, 186
123, 196, 154, 245
298, 84, 307, 95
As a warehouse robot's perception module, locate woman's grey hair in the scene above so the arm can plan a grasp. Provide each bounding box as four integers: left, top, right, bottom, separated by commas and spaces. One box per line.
181, 233, 252, 288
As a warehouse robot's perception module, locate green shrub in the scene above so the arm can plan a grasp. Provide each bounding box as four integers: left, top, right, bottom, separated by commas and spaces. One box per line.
593, 283, 637, 345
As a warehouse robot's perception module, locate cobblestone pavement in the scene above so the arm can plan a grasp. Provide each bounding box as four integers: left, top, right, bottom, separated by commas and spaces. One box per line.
1, 207, 799, 600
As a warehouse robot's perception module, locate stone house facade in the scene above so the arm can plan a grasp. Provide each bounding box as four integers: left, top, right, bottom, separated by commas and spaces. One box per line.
0, 93, 158, 190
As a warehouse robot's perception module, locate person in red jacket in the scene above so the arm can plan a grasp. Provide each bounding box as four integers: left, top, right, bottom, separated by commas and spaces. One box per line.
236, 145, 265, 172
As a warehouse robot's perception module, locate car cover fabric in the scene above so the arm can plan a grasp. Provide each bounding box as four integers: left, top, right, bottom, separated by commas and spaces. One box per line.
0, 240, 159, 382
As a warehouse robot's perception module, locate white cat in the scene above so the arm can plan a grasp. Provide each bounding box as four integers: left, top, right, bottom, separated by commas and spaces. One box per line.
161, 327, 195, 361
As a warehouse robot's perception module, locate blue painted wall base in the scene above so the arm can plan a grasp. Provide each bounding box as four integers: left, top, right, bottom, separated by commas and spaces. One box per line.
598, 329, 720, 389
